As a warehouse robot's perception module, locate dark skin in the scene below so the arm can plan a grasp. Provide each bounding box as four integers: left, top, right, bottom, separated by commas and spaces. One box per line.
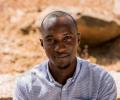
40, 15, 80, 85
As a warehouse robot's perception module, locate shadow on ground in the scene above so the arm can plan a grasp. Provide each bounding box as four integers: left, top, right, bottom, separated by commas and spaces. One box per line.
79, 36, 120, 71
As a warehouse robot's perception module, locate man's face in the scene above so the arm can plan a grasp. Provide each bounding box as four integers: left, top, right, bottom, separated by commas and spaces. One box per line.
41, 16, 78, 69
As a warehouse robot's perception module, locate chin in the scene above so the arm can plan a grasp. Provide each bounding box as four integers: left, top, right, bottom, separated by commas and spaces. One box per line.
55, 61, 71, 69
50, 56, 76, 68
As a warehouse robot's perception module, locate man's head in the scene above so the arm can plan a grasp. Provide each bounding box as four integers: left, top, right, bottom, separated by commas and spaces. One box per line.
40, 11, 80, 69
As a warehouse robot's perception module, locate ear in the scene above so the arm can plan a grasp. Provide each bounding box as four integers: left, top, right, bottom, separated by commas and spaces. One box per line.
77, 32, 80, 44
40, 39, 43, 47
77, 33, 81, 56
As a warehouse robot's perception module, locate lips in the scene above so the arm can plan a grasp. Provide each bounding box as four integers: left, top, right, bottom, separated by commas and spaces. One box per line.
54, 54, 70, 59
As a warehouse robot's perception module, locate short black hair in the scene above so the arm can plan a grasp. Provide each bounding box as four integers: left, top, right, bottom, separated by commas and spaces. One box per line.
40, 11, 77, 33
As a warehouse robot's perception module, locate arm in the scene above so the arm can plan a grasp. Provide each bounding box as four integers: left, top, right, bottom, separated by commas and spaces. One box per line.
97, 72, 117, 100
13, 77, 29, 100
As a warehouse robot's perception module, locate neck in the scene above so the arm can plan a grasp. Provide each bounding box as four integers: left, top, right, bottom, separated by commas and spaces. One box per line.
48, 58, 77, 85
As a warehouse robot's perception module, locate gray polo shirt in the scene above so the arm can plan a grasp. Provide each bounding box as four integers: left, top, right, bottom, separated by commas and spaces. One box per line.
13, 57, 117, 100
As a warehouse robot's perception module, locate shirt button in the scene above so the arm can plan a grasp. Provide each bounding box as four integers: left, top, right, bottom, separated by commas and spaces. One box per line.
62, 88, 66, 91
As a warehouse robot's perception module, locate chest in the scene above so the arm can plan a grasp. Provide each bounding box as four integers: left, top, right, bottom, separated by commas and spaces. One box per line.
30, 80, 99, 100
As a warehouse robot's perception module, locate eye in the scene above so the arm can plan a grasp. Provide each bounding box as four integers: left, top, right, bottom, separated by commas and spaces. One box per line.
45, 38, 55, 44
64, 36, 73, 42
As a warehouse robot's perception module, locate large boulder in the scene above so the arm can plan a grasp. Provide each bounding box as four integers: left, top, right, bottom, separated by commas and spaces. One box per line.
76, 11, 120, 46
37, 6, 120, 46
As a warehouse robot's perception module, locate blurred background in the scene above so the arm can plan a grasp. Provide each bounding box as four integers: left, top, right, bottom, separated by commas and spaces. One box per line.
0, 0, 120, 99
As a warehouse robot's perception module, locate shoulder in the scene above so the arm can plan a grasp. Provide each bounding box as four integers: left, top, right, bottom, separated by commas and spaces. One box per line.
15, 60, 48, 92
77, 57, 117, 98
77, 57, 109, 76
77, 57, 115, 84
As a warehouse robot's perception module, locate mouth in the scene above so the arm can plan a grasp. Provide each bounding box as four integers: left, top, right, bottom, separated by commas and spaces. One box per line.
54, 54, 70, 59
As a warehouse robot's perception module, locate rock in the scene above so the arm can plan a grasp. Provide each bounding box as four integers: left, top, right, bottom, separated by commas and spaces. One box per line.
7, 11, 41, 35
85, 36, 120, 72
76, 15, 120, 46
75, 9, 120, 46
10, 9, 25, 23
36, 6, 120, 46
113, 0, 120, 16
0, 74, 20, 99
74, 0, 120, 46
0, 97, 12, 100
1, 0, 120, 46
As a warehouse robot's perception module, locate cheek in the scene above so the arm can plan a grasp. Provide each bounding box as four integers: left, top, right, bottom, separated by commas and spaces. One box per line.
71, 38, 78, 48
44, 46, 53, 57
43, 42, 51, 51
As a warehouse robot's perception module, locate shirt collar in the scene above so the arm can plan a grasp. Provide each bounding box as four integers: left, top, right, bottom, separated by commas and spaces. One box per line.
46, 57, 81, 85
47, 62, 62, 87
72, 57, 81, 81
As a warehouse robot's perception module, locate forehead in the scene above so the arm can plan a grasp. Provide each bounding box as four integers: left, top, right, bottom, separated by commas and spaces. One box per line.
41, 15, 76, 35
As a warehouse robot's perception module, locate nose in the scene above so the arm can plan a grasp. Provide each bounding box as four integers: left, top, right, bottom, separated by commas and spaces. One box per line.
54, 42, 66, 53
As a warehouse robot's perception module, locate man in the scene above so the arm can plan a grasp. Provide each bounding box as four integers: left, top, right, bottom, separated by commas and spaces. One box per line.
13, 11, 117, 100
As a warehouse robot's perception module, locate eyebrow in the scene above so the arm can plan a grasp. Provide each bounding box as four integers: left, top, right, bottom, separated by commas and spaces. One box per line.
44, 35, 53, 39
63, 32, 73, 36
